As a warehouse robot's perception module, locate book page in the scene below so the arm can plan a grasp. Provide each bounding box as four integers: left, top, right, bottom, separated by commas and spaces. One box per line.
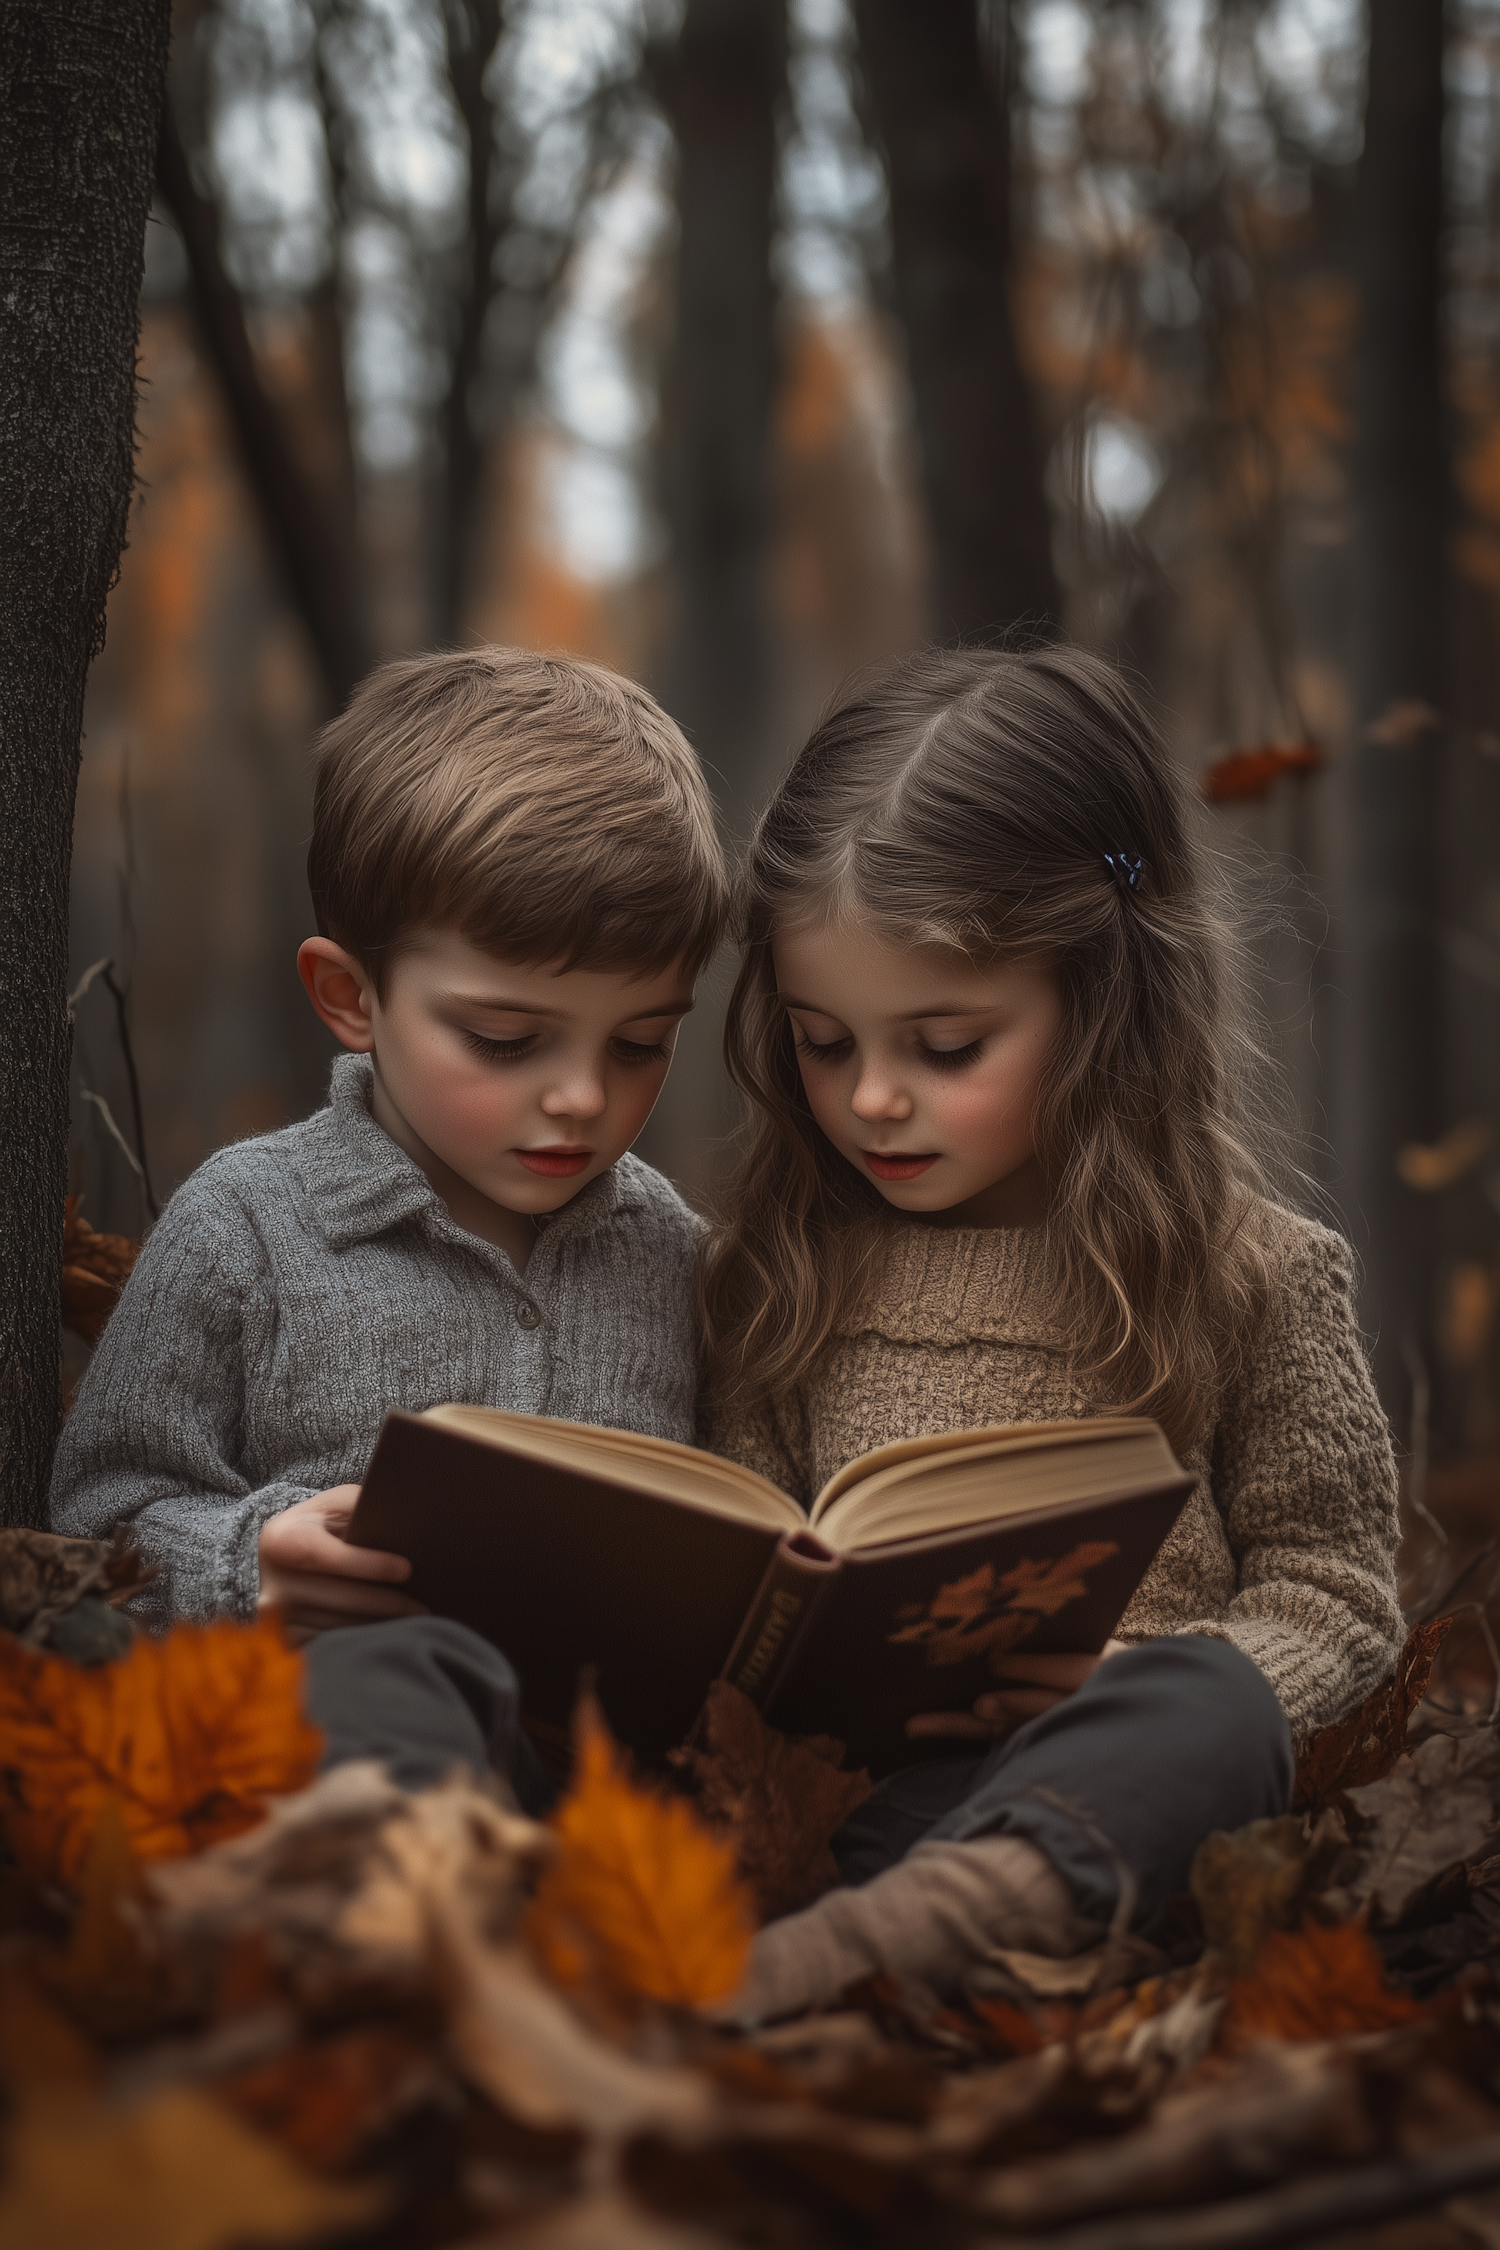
809, 1420, 1182, 1551
421, 1404, 805, 1534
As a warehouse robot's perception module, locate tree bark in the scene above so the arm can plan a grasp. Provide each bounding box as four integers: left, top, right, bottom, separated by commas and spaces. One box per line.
654, 0, 787, 838
156, 102, 370, 707
853, 0, 1058, 641
0, 0, 171, 1526
1345, 0, 1447, 1413
434, 0, 506, 646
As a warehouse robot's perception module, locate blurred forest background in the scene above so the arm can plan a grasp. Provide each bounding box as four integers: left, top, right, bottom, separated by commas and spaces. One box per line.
67, 0, 1500, 1497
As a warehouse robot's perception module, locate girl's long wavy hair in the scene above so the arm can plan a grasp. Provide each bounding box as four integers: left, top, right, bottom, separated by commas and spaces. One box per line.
700, 644, 1280, 1457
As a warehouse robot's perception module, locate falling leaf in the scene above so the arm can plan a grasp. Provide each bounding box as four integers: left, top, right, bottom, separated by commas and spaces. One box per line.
0, 1616, 322, 1890
670, 1683, 872, 1921
1293, 1617, 1453, 1807
1222, 1921, 1424, 2044
61, 1196, 140, 1343
526, 1697, 754, 2010
1397, 1119, 1493, 1193
1201, 742, 1323, 804
1366, 700, 1441, 746
0, 2083, 382, 2250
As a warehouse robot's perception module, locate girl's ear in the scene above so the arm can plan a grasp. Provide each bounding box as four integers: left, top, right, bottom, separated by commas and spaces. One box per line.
297, 937, 377, 1052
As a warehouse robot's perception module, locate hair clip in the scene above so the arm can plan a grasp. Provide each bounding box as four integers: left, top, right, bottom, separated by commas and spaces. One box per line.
1104, 851, 1145, 894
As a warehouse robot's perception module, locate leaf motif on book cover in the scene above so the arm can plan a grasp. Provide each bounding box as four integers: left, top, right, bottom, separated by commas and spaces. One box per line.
887, 1542, 1120, 1670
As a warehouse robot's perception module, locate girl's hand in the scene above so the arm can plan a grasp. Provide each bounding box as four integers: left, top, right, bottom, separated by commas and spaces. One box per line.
904, 1640, 1128, 1741
257, 1485, 428, 1643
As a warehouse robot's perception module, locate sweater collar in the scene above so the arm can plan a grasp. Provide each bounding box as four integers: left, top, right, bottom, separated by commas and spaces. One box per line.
849, 1216, 1071, 1349
296, 1053, 639, 1254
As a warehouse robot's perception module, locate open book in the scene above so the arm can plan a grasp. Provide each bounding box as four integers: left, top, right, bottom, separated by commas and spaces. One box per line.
348, 1407, 1195, 1773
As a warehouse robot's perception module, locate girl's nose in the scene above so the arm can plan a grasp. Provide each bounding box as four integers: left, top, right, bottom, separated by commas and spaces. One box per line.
849, 1067, 913, 1123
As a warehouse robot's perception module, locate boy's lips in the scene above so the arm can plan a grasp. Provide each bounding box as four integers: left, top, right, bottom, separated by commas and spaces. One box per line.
516, 1147, 593, 1178
863, 1150, 939, 1182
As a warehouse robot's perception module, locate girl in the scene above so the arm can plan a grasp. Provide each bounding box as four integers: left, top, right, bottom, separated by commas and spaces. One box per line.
701, 645, 1403, 2021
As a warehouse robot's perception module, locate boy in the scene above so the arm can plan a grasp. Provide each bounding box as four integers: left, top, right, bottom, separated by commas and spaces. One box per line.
51, 647, 728, 1637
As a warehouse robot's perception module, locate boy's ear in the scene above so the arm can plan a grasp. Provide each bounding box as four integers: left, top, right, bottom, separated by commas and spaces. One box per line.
298, 938, 377, 1052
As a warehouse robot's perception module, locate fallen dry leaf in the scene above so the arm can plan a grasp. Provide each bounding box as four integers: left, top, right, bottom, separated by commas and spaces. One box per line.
0, 2082, 382, 2250
219, 2025, 442, 2170
1223, 1920, 1425, 2044
0, 1525, 151, 1644
0, 1616, 322, 1889
149, 1763, 548, 1997
1190, 1816, 1317, 1971
526, 1699, 754, 2010
670, 1683, 872, 1921
1200, 741, 1323, 803
1342, 1726, 1500, 1922
61, 1195, 140, 1344
1293, 1616, 1454, 1807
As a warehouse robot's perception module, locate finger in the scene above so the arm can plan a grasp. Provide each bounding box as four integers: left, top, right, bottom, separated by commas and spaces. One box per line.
985, 1653, 1098, 1689
972, 1687, 1064, 1722
281, 1529, 414, 1583
266, 1572, 429, 1620
904, 1711, 1009, 1740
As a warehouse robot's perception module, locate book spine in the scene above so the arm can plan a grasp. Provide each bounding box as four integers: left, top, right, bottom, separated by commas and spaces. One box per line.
715, 1531, 841, 1718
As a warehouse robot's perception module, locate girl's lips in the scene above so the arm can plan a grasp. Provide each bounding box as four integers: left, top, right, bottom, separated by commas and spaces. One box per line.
864, 1151, 939, 1182
516, 1148, 593, 1178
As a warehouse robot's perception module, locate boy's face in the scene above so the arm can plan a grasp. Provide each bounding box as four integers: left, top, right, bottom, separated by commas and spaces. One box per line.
299, 928, 694, 1237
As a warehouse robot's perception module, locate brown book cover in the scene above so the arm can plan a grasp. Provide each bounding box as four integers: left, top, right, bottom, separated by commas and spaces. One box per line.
348, 1409, 1195, 1772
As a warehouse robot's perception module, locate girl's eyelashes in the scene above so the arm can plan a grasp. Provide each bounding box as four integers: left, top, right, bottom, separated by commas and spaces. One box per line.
919, 1038, 985, 1072
794, 1028, 854, 1064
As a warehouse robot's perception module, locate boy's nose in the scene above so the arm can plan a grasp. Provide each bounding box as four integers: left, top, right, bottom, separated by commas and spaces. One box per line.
540, 1076, 608, 1121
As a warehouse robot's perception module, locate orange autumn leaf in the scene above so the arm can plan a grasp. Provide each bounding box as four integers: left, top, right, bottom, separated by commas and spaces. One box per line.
526, 1699, 754, 2010
1201, 742, 1324, 804
0, 1616, 322, 1889
1223, 1920, 1425, 2046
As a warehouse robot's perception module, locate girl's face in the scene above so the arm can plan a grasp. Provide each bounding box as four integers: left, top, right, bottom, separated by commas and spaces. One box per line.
773, 921, 1064, 1229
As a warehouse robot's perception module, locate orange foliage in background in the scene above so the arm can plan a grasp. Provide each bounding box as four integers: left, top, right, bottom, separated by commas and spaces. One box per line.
1223, 1921, 1425, 2045
526, 1698, 754, 2009
0, 1616, 321, 1888
1201, 742, 1324, 803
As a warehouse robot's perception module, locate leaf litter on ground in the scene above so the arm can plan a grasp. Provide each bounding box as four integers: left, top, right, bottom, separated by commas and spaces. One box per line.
11, 1568, 1500, 2244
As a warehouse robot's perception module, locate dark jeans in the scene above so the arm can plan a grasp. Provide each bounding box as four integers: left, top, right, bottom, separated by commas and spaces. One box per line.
303, 1621, 1291, 1932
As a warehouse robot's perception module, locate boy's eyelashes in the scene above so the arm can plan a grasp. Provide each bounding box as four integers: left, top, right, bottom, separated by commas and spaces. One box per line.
791, 1025, 986, 1072
459, 1028, 671, 1068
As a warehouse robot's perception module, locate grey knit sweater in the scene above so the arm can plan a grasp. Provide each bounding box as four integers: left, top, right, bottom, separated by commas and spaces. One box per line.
51, 1055, 702, 1624
704, 1202, 1404, 1737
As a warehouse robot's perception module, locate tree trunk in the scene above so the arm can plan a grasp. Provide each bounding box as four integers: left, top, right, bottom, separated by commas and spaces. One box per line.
434, 0, 506, 646
853, 0, 1058, 641
0, 0, 171, 1526
653, 0, 787, 838
156, 102, 370, 708
1345, 0, 1447, 1416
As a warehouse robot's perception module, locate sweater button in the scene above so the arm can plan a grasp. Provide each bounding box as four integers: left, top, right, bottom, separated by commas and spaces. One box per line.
515, 1301, 541, 1330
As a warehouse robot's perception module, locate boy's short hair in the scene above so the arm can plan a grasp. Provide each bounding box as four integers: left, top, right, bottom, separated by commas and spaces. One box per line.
307, 646, 727, 991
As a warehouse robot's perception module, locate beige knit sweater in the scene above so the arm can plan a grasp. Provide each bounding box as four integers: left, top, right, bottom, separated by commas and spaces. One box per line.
703, 1203, 1404, 1737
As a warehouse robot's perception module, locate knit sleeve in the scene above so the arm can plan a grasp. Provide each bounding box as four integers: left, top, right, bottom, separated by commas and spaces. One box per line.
1166, 1210, 1405, 1737
48, 1169, 316, 1625
699, 1378, 814, 1508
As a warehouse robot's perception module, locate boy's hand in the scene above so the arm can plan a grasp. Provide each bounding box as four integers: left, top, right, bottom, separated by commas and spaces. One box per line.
904, 1640, 1128, 1741
258, 1486, 428, 1641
